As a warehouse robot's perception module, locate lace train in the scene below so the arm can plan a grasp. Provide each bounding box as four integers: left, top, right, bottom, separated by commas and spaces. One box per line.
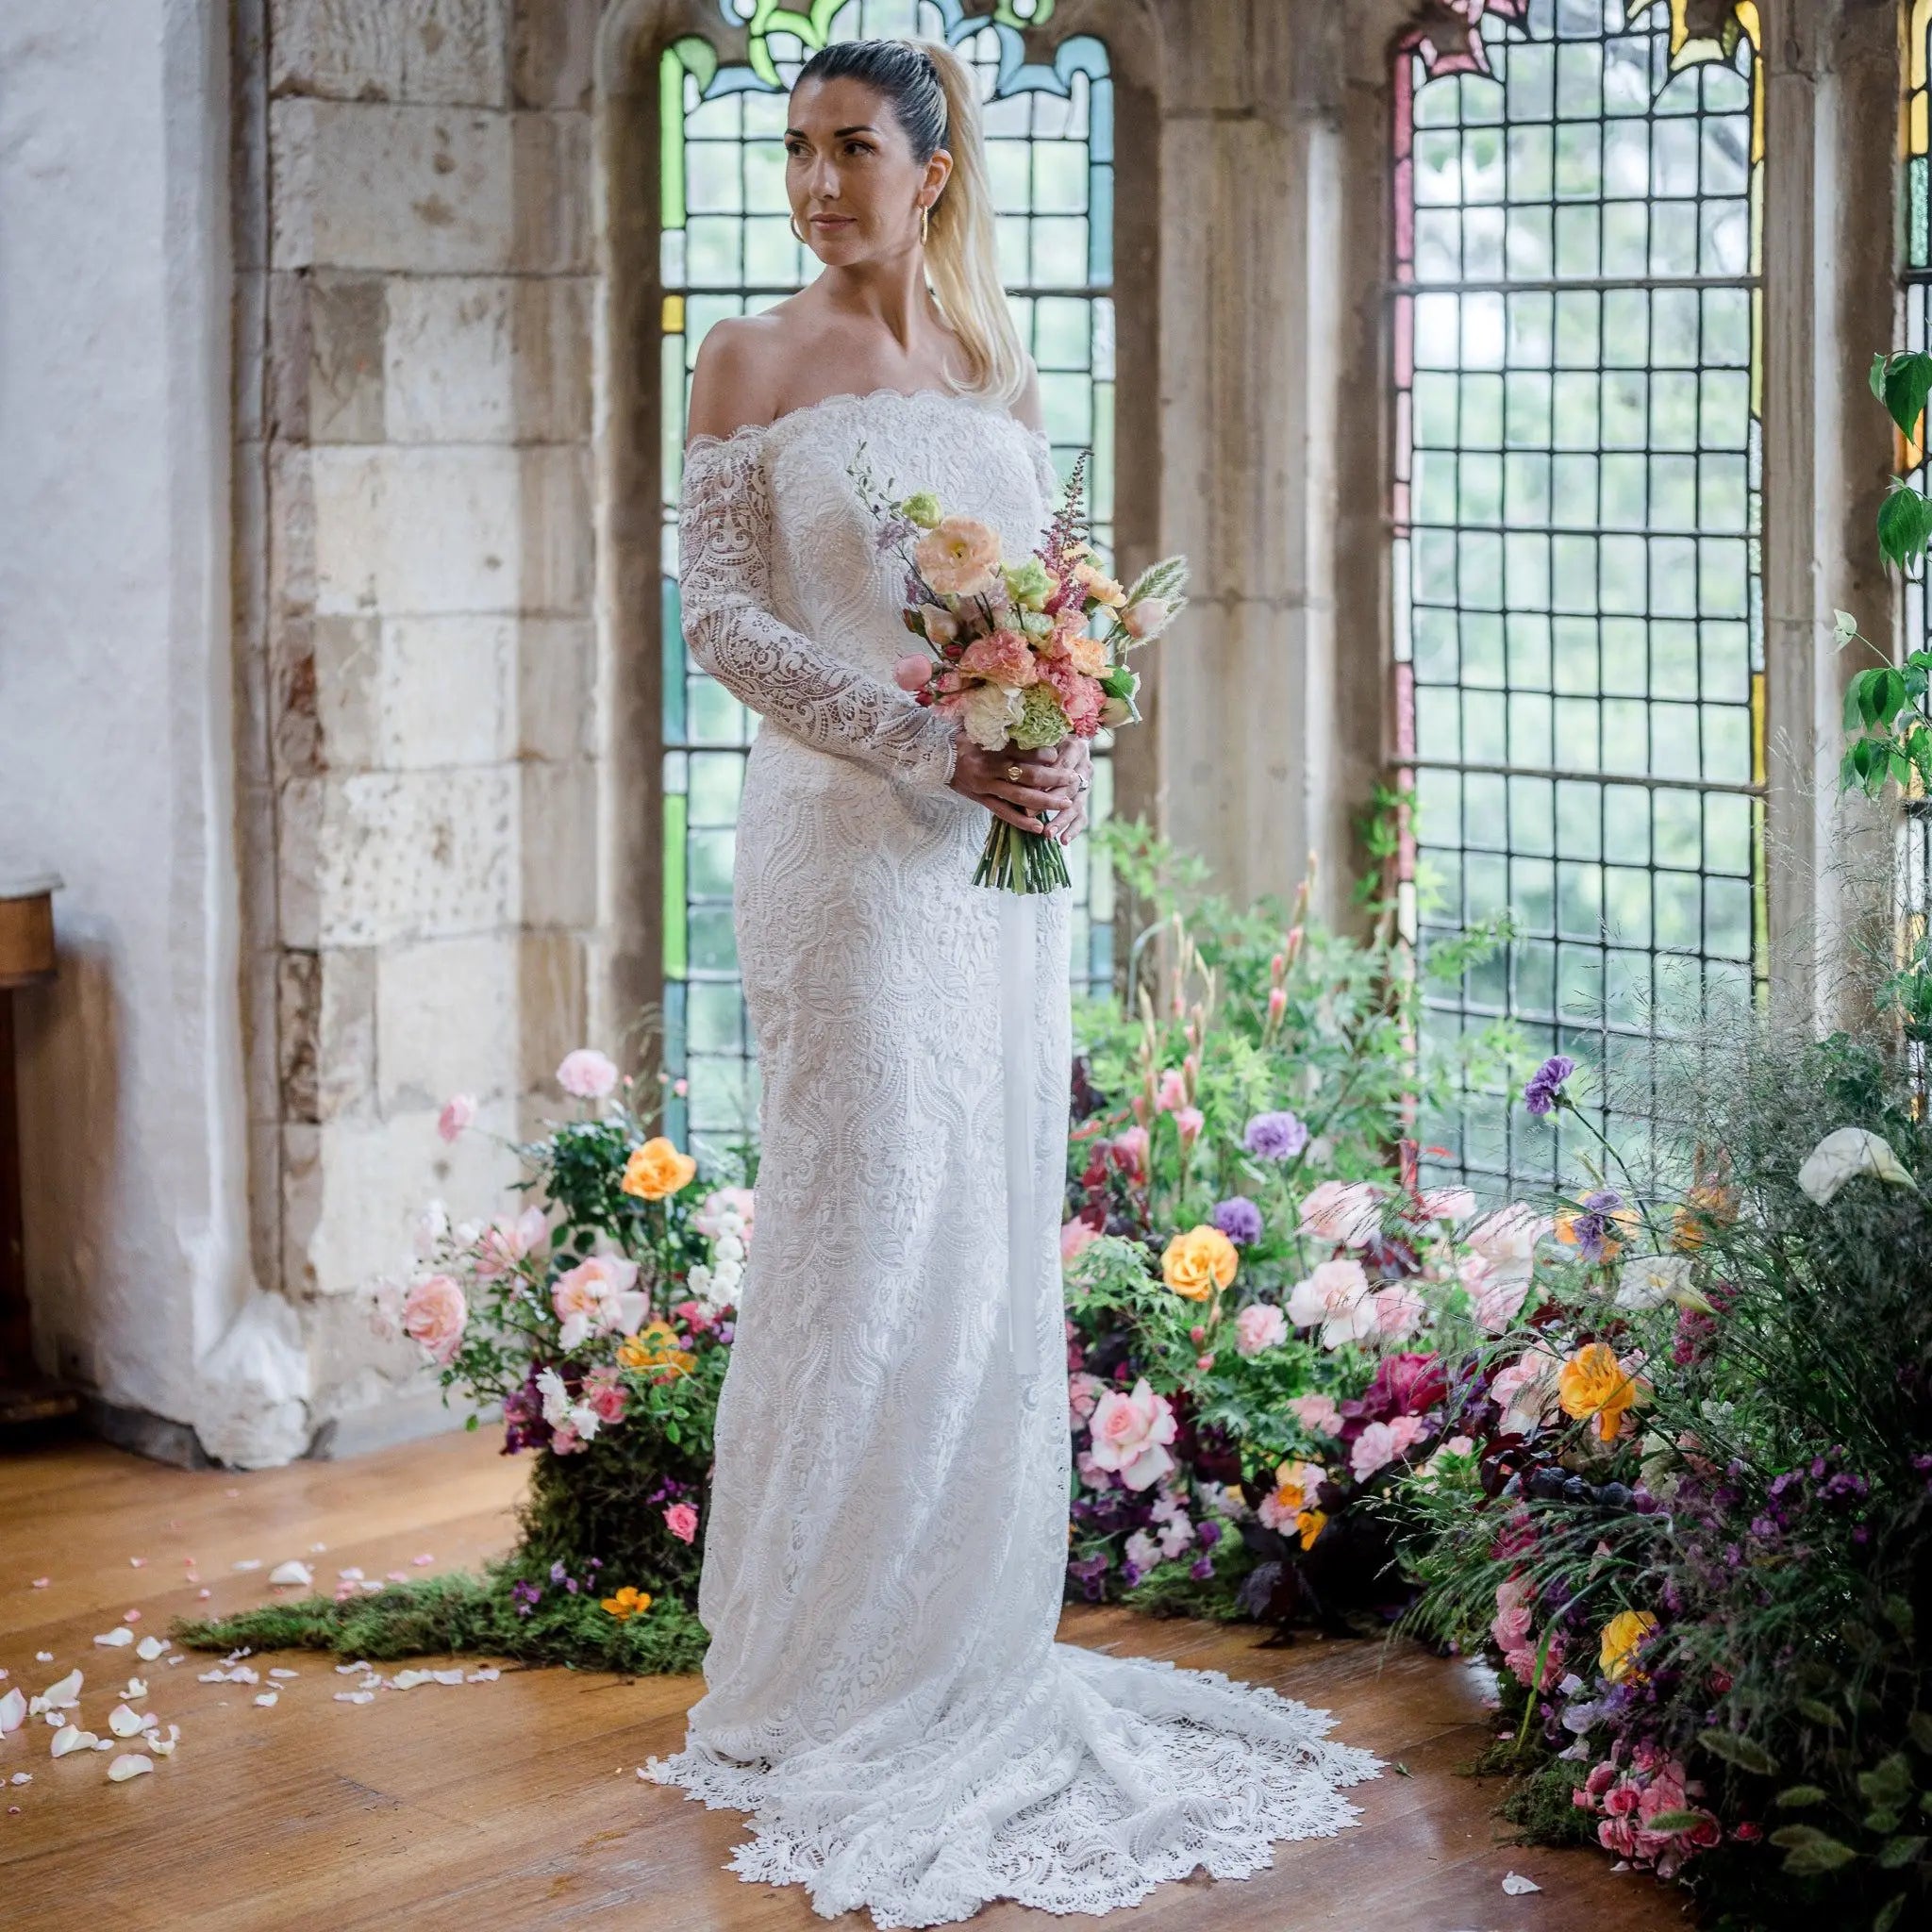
645, 1641, 1382, 1927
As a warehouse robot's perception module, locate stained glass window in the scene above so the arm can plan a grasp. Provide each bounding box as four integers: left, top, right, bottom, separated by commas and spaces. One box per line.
1392, 0, 1766, 1192
659, 0, 1116, 1151
1901, 0, 1932, 965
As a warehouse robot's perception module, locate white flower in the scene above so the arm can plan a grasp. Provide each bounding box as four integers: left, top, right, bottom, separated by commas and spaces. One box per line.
535, 1366, 600, 1442
1285, 1258, 1377, 1349
1614, 1253, 1714, 1314
1124, 1529, 1160, 1571
960, 682, 1024, 752
687, 1263, 713, 1298
715, 1234, 744, 1265
1798, 1126, 1917, 1206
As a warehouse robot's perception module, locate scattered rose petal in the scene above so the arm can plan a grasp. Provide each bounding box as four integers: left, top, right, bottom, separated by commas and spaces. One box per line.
122, 1678, 147, 1699
92, 1628, 134, 1648
0, 1689, 23, 1734
150, 1725, 180, 1757
224, 1487, 238, 1496
108, 1705, 145, 1739
136, 1637, 166, 1661
411, 1554, 433, 1566
129, 1557, 145, 1568
253, 1692, 277, 1708
389, 1669, 428, 1690
232, 1559, 262, 1573
268, 1560, 312, 1588
360, 1580, 382, 1593
107, 1754, 154, 1782
8, 1773, 29, 1785
333, 1690, 375, 1705
197, 1589, 210, 1600
337, 1568, 365, 1582
333, 1660, 369, 1675
123, 1609, 141, 1624
464, 1668, 499, 1683
269, 1668, 298, 1680
35, 1653, 52, 1664
1502, 1873, 1542, 1895
197, 1671, 227, 1683
309, 1542, 325, 1553
431, 1669, 463, 1686
50, 1726, 96, 1757
29, 1669, 82, 1714
385, 1571, 408, 1584
30, 1578, 48, 1590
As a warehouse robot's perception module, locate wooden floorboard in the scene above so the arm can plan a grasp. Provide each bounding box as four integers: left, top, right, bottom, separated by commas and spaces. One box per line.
0, 1429, 1690, 1931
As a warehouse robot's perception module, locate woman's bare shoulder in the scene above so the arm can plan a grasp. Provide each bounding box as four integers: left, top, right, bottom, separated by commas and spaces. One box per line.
686, 313, 793, 443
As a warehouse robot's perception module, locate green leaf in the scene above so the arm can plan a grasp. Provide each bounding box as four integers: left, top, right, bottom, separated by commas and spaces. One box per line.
1878, 480, 1932, 574
465, 1412, 479, 1431
1883, 350, 1932, 440
1867, 1807, 1903, 1835
1875, 1895, 1907, 1932
1775, 1786, 1831, 1808
1798, 1698, 1846, 1729
1770, 1824, 1858, 1875
1860, 1755, 1914, 1810
1836, 607, 1861, 644
1877, 1835, 1925, 1870
1874, 351, 1893, 406
1703, 1730, 1780, 1776
1907, 1711, 1932, 1753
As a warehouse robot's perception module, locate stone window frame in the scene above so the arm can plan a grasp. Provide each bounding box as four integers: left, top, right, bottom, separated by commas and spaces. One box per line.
591, 0, 1163, 1041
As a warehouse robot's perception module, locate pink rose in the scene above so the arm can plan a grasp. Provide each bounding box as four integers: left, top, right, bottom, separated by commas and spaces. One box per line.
1285, 1257, 1377, 1349
475, 1205, 547, 1278
1120, 595, 1169, 640
1068, 1371, 1109, 1421
556, 1048, 619, 1100
1287, 1392, 1342, 1437
664, 1503, 699, 1544
1060, 1217, 1100, 1264
1234, 1302, 1289, 1356
1419, 1186, 1475, 1224
1372, 1281, 1425, 1339
402, 1274, 467, 1363
437, 1093, 475, 1143
549, 1423, 585, 1456
585, 1379, 627, 1424
1086, 1376, 1178, 1491
550, 1254, 643, 1352
1350, 1413, 1428, 1481
891, 654, 931, 691
1461, 1254, 1530, 1333
1296, 1180, 1384, 1247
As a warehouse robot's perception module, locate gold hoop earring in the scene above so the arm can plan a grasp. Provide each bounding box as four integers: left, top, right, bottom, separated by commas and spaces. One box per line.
789, 213, 806, 243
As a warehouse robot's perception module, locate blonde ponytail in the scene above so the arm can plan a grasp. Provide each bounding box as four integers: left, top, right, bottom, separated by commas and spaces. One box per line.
915, 39, 1029, 408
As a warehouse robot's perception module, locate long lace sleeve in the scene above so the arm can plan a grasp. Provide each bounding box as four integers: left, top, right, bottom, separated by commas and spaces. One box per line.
677, 434, 959, 791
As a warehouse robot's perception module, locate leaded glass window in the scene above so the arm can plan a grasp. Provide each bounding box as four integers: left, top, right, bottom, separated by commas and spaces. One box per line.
1392, 0, 1766, 1192
1901, 0, 1932, 962
659, 0, 1116, 1151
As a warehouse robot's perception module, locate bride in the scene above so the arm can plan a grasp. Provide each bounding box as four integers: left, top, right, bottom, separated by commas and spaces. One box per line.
644, 34, 1380, 1926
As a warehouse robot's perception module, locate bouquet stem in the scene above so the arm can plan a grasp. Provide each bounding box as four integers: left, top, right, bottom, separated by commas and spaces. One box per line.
975, 816, 1072, 894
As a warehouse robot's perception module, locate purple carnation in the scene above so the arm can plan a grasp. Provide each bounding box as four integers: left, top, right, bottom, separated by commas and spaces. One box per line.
1523, 1054, 1576, 1117
1212, 1195, 1264, 1245
1242, 1110, 1309, 1160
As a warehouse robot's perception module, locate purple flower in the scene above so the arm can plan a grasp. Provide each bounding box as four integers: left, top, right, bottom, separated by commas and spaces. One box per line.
510, 1580, 542, 1619
1242, 1111, 1309, 1161
1190, 1555, 1214, 1580
1212, 1195, 1264, 1245
1195, 1517, 1223, 1549
1523, 1055, 1576, 1116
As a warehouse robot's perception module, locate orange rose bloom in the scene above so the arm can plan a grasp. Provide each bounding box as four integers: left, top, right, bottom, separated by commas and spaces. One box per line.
1557, 1341, 1651, 1441
622, 1136, 696, 1201
619, 1321, 696, 1378
1161, 1224, 1239, 1301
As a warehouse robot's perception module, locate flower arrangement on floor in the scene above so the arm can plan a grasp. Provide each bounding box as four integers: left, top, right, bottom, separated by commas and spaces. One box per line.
1395, 1038, 1932, 1931
172, 1047, 750, 1674
1056, 815, 1524, 1629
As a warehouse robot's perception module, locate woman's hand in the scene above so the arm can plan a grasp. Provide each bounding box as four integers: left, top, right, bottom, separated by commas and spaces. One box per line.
948, 734, 1093, 843
948, 736, 1086, 836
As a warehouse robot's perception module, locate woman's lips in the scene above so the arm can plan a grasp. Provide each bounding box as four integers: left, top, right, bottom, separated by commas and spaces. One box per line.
809, 214, 854, 227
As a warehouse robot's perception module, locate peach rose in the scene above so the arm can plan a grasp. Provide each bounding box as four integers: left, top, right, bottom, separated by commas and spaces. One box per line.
402, 1274, 467, 1363
621, 1136, 696, 1201
551, 1254, 644, 1352
914, 515, 1003, 598
1161, 1224, 1240, 1301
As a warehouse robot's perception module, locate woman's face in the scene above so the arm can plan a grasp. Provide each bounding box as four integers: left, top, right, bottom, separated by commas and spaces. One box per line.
784, 75, 949, 265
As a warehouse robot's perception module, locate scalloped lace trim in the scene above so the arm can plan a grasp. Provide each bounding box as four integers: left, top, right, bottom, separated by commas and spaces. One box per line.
686, 384, 1052, 461
643, 1644, 1383, 1928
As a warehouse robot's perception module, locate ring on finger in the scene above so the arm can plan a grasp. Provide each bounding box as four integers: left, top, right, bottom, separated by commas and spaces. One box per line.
1005, 761, 1024, 783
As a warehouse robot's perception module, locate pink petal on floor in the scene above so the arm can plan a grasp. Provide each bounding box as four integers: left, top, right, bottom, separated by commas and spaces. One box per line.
411, 1554, 434, 1566
196, 1589, 210, 1600
129, 1557, 145, 1568
30, 1578, 48, 1590
124, 1609, 141, 1624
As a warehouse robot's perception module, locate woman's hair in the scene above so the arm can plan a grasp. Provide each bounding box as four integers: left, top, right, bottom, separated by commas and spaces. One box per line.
793, 36, 1027, 407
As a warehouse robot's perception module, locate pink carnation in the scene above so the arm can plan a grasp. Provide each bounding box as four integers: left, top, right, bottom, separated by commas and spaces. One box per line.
1234, 1303, 1289, 1356
1287, 1392, 1342, 1437
958, 627, 1039, 688
1041, 657, 1104, 735
1060, 1216, 1100, 1264
556, 1048, 618, 1100
1349, 1413, 1428, 1481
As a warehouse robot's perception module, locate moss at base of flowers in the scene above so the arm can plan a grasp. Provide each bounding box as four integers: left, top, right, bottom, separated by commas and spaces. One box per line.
1460, 1739, 1595, 1850
1117, 1558, 1252, 1623
170, 1561, 710, 1675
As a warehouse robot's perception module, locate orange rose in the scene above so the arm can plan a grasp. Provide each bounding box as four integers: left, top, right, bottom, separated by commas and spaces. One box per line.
1557, 1341, 1651, 1441
621, 1136, 696, 1201
1161, 1224, 1239, 1301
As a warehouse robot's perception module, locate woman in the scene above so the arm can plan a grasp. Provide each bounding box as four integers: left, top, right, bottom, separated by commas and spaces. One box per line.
644, 36, 1379, 1925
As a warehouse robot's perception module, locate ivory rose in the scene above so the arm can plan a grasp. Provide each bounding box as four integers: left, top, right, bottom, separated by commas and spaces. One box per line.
402, 1274, 467, 1363
914, 515, 1003, 597
551, 1254, 644, 1353
1234, 1302, 1289, 1356
621, 1136, 696, 1201
1086, 1376, 1178, 1491
1285, 1257, 1376, 1348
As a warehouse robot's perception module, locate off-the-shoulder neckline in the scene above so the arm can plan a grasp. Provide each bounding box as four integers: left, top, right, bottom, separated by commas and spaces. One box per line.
684, 385, 1051, 458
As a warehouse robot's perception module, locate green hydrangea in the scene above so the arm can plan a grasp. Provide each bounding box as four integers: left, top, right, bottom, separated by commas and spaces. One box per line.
1010, 680, 1070, 750
899, 490, 941, 529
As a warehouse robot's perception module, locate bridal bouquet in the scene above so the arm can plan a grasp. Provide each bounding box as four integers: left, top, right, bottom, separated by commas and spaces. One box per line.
853, 449, 1188, 892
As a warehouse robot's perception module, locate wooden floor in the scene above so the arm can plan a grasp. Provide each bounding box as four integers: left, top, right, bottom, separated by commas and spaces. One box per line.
0, 1427, 1689, 1932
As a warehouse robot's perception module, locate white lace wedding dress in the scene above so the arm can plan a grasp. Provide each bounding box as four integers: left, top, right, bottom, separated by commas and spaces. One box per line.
642, 386, 1380, 1925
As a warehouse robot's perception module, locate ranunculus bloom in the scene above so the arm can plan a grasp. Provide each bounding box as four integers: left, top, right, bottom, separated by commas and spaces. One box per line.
1287, 1392, 1342, 1437
1060, 1216, 1100, 1264
1161, 1224, 1240, 1300
663, 1503, 699, 1544
402, 1274, 467, 1363
1233, 1302, 1289, 1356
437, 1093, 475, 1143
557, 1048, 619, 1099
551, 1254, 644, 1352
1598, 1607, 1658, 1683
891, 654, 931, 691
1558, 1341, 1651, 1441
958, 627, 1039, 688
1085, 1377, 1178, 1491
914, 515, 1003, 597
1285, 1257, 1376, 1348
475, 1205, 547, 1279
1296, 1179, 1382, 1247
1797, 1125, 1917, 1206
621, 1136, 696, 1201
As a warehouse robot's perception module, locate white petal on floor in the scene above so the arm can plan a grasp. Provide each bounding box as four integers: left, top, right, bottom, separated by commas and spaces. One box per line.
107, 1754, 154, 1782
1502, 1872, 1542, 1895
50, 1726, 97, 1757
108, 1704, 146, 1738
92, 1628, 135, 1648
0, 1687, 25, 1733
332, 1690, 375, 1705
135, 1637, 166, 1661
268, 1559, 313, 1587
253, 1692, 278, 1708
